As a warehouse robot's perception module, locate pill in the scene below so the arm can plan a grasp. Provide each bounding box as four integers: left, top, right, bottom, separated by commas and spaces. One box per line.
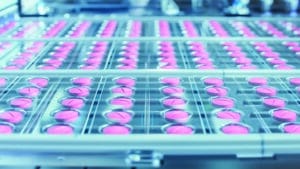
18, 87, 40, 97
46, 124, 74, 135
28, 77, 49, 88
216, 110, 241, 122
10, 97, 33, 109
110, 97, 134, 109
267, 58, 286, 65
289, 46, 300, 52
239, 65, 257, 70
211, 97, 235, 108
101, 125, 131, 135
228, 51, 246, 58
221, 124, 249, 134
206, 87, 228, 97
61, 98, 85, 109
162, 87, 184, 96
263, 97, 286, 109
72, 77, 92, 86
255, 46, 273, 52
164, 110, 190, 123
0, 124, 13, 134
261, 52, 280, 58
0, 110, 24, 124
54, 110, 80, 122
203, 77, 224, 86
272, 109, 297, 122
160, 77, 181, 86
115, 77, 136, 87
255, 86, 277, 97
111, 87, 134, 97
248, 77, 268, 86
105, 111, 133, 124
282, 124, 300, 134
165, 125, 194, 135
289, 77, 300, 86
162, 97, 187, 108
68, 86, 90, 97
0, 78, 7, 87
274, 64, 294, 70
233, 57, 252, 65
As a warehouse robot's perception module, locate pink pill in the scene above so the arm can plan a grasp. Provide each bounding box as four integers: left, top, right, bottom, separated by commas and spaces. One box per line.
234, 57, 252, 65
61, 98, 85, 109
267, 58, 286, 65
162, 86, 184, 96
10, 97, 33, 109
221, 124, 249, 134
282, 123, 300, 134
164, 110, 190, 123
0, 124, 14, 134
110, 97, 133, 109
51, 52, 69, 59
4, 65, 20, 70
203, 77, 224, 86
211, 97, 235, 108
206, 86, 228, 97
111, 87, 134, 97
289, 46, 300, 52
11, 58, 28, 66
72, 77, 92, 86
92, 45, 108, 52
194, 58, 212, 65
88, 51, 105, 58
272, 109, 297, 122
162, 97, 187, 108
224, 46, 242, 52
44, 59, 63, 67
0, 78, 7, 87
255, 46, 273, 52
165, 125, 194, 135
191, 51, 210, 58
101, 125, 131, 135
68, 86, 90, 97
46, 124, 74, 135
115, 77, 136, 87
28, 78, 49, 88
18, 87, 40, 97
274, 64, 294, 70
54, 110, 80, 122
105, 111, 133, 124
216, 110, 241, 122
248, 77, 268, 86
0, 110, 24, 124
160, 77, 181, 86
261, 52, 280, 58
255, 86, 277, 97
263, 97, 286, 109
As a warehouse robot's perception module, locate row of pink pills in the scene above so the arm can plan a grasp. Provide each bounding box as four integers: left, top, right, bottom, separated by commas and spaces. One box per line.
181, 20, 199, 37
97, 20, 117, 38
223, 42, 257, 70
248, 77, 299, 134
204, 77, 250, 134
281, 21, 300, 36
230, 21, 256, 38
81, 41, 107, 70
279, 77, 300, 134
102, 77, 136, 135
190, 42, 214, 69
0, 77, 49, 134
9, 21, 67, 69
257, 21, 286, 38
157, 21, 178, 69
125, 20, 142, 38
66, 21, 91, 38
251, 42, 294, 70
156, 20, 171, 37
0, 21, 16, 36
43, 21, 67, 38
117, 21, 142, 69
283, 41, 300, 56
160, 77, 193, 135
209, 20, 229, 37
